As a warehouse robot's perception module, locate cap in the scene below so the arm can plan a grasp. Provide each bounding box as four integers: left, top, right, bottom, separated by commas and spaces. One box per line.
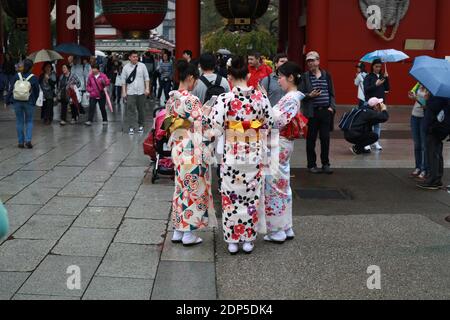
306, 51, 320, 61
368, 97, 384, 107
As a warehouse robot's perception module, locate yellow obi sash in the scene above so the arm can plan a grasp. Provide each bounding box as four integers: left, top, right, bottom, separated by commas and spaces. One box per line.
227, 120, 263, 133
163, 116, 192, 135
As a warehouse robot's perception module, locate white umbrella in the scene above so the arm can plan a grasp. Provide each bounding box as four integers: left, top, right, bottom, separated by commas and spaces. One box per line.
95, 50, 107, 57
27, 49, 63, 63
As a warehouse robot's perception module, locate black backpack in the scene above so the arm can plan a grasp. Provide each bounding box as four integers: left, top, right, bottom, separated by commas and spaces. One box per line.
200, 75, 226, 103
339, 107, 365, 132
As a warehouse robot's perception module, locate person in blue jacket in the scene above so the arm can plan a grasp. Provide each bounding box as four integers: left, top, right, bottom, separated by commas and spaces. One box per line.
6, 59, 40, 149
0, 201, 9, 240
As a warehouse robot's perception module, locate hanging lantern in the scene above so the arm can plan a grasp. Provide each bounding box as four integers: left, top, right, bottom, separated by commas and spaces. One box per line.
101, 0, 168, 39
214, 0, 270, 32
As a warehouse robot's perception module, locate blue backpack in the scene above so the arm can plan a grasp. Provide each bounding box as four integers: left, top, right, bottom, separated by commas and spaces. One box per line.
339, 107, 365, 131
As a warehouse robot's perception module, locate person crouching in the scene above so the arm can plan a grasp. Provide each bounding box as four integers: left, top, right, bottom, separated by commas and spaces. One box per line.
345, 97, 389, 155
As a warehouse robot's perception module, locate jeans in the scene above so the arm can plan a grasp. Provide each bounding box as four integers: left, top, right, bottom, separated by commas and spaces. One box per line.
411, 116, 428, 172
306, 107, 332, 168
14, 101, 34, 144
426, 133, 444, 185
88, 97, 108, 122
373, 123, 381, 140
158, 79, 172, 102
126, 94, 146, 129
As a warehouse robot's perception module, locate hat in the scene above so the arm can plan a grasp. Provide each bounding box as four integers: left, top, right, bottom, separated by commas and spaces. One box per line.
368, 97, 384, 107
306, 51, 320, 61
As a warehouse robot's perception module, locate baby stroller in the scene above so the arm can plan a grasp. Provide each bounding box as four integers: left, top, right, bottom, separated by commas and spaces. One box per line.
143, 106, 175, 184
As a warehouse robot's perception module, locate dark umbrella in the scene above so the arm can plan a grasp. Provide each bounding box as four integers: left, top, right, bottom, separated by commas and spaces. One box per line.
54, 43, 92, 57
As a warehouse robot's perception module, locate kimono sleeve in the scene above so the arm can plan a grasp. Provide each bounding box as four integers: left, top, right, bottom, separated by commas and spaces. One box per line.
260, 95, 275, 128
274, 96, 300, 129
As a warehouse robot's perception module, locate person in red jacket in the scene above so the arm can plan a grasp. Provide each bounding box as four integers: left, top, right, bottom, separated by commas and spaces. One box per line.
247, 51, 272, 89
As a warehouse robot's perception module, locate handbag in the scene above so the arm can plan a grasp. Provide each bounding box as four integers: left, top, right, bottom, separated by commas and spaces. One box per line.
81, 91, 90, 107
36, 89, 44, 107
126, 65, 138, 85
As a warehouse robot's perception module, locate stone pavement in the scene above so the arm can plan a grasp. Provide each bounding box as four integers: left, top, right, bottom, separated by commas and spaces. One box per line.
0, 102, 449, 300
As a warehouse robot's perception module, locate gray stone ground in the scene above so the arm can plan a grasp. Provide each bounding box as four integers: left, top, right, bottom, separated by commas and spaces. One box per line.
0, 102, 449, 300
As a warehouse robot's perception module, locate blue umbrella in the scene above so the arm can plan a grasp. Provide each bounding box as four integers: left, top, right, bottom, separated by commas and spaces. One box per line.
361, 49, 409, 63
54, 43, 92, 57
409, 56, 450, 99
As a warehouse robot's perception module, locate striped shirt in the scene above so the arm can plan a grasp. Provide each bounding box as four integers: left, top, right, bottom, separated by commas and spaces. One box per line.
309, 73, 330, 107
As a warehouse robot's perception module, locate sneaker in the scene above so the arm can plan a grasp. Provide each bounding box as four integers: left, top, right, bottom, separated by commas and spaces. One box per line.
350, 146, 361, 155
171, 231, 184, 244
60, 121, 67, 126
364, 145, 371, 152
182, 232, 203, 247
228, 243, 239, 255
128, 128, 135, 135
25, 142, 33, 149
102, 121, 108, 125
322, 165, 334, 175
70, 119, 76, 125
417, 171, 427, 181
264, 231, 287, 244
84, 121, 92, 126
242, 242, 254, 254
18, 143, 25, 149
285, 228, 295, 240
308, 167, 322, 174
138, 126, 144, 134
410, 169, 421, 177
373, 142, 383, 150
417, 181, 443, 190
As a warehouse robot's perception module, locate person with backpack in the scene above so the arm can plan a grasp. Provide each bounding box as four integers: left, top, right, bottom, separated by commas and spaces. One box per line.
85, 64, 110, 126
6, 59, 40, 149
39, 62, 57, 125
122, 51, 150, 135
260, 53, 288, 107
264, 62, 306, 244
343, 97, 389, 155
192, 53, 230, 104
417, 95, 450, 190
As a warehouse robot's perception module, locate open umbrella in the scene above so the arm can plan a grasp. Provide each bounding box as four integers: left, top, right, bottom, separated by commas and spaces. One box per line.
361, 49, 409, 73
95, 50, 107, 57
217, 48, 232, 55
27, 49, 63, 63
410, 56, 450, 99
54, 43, 92, 57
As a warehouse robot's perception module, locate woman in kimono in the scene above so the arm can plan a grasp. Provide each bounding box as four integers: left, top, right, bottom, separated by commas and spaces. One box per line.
208, 56, 274, 255
167, 60, 214, 246
264, 62, 305, 243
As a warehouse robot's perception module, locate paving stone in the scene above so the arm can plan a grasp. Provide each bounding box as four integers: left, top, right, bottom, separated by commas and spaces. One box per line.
1, 170, 47, 185
36, 197, 90, 216
151, 261, 216, 300
47, 166, 84, 178
113, 167, 148, 178
89, 191, 136, 208
13, 294, 80, 300
73, 207, 126, 229
0, 183, 27, 198
52, 227, 116, 257
115, 219, 167, 245
76, 171, 112, 183
18, 255, 101, 297
96, 243, 160, 279
125, 199, 171, 220
0, 239, 56, 272
58, 182, 103, 198
161, 232, 214, 263
102, 177, 143, 192
3, 204, 41, 227
0, 272, 31, 300
14, 215, 75, 240
134, 186, 173, 202
31, 176, 71, 189
86, 161, 121, 172
8, 186, 59, 205
82, 276, 153, 300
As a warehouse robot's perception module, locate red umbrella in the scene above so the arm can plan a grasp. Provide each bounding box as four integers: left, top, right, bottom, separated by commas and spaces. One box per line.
147, 48, 162, 54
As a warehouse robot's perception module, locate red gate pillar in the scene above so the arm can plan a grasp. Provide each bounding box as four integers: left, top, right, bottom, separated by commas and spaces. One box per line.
306, 0, 329, 68
27, 0, 51, 73
175, 0, 200, 60
436, 0, 450, 59
287, 0, 303, 65
80, 0, 96, 56
277, 0, 289, 53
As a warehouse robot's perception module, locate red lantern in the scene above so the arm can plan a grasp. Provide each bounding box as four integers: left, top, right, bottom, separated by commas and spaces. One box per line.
102, 0, 168, 38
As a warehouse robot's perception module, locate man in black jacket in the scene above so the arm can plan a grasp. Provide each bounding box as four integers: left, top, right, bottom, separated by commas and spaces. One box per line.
299, 51, 337, 174
418, 95, 450, 190
345, 97, 389, 155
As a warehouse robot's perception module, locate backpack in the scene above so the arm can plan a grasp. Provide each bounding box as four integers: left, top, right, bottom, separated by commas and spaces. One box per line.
13, 73, 34, 101
200, 75, 226, 103
339, 107, 364, 132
